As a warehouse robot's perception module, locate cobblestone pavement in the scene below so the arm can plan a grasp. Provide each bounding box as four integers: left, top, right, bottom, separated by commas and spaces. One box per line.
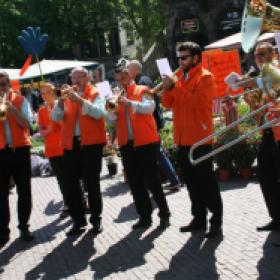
0, 160, 280, 280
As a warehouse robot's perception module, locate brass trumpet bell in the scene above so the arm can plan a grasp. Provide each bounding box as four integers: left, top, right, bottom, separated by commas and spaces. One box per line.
0, 93, 7, 121
241, 0, 280, 53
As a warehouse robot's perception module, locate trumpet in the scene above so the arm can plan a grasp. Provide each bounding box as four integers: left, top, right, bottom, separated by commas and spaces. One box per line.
106, 88, 125, 113
59, 85, 78, 98
150, 68, 182, 95
0, 93, 7, 121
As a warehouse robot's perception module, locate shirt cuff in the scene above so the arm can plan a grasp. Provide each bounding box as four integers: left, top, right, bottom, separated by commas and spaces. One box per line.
82, 100, 91, 115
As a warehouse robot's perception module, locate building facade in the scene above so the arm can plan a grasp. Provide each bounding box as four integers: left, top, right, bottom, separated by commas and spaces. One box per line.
165, 0, 279, 66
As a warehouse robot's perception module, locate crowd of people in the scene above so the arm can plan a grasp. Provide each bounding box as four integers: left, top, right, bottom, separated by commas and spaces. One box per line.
0, 40, 280, 248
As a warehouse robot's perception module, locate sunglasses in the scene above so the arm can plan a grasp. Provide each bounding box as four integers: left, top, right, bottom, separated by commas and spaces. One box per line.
254, 52, 266, 58
0, 82, 8, 87
177, 55, 192, 60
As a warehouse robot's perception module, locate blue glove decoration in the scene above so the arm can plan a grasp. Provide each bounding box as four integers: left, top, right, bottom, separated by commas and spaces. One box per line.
18, 26, 48, 56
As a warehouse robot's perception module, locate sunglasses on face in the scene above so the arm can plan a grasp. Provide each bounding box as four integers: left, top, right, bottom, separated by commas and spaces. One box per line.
176, 55, 192, 61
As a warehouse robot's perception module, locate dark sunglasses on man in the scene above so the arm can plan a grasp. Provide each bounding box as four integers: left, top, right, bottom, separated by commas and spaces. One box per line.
176, 55, 193, 60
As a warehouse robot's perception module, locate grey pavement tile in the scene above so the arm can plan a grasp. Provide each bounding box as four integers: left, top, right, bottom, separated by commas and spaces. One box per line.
0, 159, 280, 280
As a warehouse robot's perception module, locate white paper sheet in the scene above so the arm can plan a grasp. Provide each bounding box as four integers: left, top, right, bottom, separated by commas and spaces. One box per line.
274, 33, 280, 59
224, 71, 242, 90
156, 58, 173, 77
96, 81, 113, 100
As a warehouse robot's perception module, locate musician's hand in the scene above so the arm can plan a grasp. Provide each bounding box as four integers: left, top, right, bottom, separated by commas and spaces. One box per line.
118, 96, 130, 107
162, 75, 175, 90
5, 100, 17, 115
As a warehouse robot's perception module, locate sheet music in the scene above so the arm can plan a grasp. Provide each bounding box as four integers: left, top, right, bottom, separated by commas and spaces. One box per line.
156, 58, 173, 77
96, 81, 113, 100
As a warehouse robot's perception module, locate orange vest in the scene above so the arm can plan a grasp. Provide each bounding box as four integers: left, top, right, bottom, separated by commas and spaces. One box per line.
0, 90, 31, 149
162, 63, 215, 146
117, 83, 159, 147
62, 84, 106, 150
38, 104, 63, 158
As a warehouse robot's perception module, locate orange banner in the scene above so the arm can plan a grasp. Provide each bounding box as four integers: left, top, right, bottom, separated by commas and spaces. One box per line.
202, 49, 242, 97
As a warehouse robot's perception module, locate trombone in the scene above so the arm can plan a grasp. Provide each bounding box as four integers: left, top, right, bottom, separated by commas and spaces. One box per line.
189, 102, 279, 166
189, 63, 280, 166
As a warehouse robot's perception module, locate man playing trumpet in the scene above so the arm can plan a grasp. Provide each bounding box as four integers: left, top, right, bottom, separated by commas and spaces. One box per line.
0, 71, 34, 246
52, 67, 106, 236
161, 42, 223, 238
107, 64, 170, 229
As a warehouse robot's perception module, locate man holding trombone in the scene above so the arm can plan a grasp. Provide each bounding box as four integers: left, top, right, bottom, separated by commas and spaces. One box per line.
161, 42, 223, 238
251, 42, 280, 231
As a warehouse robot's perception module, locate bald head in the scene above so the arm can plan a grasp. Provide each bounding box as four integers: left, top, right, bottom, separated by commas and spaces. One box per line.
127, 60, 142, 80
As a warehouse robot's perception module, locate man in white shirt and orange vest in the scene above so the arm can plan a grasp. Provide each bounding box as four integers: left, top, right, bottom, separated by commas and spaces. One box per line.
0, 71, 34, 246
108, 65, 170, 229
52, 67, 106, 236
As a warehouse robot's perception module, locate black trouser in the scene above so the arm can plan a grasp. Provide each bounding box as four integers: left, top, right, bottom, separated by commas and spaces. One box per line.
120, 142, 170, 221
257, 128, 280, 222
49, 156, 67, 204
0, 146, 32, 236
178, 145, 223, 227
63, 138, 104, 227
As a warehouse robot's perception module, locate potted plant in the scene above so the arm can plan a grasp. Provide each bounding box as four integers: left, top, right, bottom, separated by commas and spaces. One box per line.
232, 140, 256, 179
213, 129, 238, 181
106, 154, 118, 176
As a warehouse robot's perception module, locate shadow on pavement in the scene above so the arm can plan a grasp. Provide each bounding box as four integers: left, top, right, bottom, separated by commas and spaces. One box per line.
0, 217, 71, 275
25, 230, 95, 280
44, 200, 63, 216
155, 233, 223, 280
90, 227, 165, 279
257, 231, 280, 280
102, 181, 129, 198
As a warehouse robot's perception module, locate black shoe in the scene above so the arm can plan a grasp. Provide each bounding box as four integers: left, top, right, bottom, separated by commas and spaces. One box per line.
0, 235, 9, 247
180, 222, 206, 233
257, 221, 280, 231
163, 184, 180, 192
205, 226, 223, 239
20, 230, 35, 241
132, 219, 152, 230
91, 222, 103, 235
66, 225, 86, 237
159, 218, 170, 229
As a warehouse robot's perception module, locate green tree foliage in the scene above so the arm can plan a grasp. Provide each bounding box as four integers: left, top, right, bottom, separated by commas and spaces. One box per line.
0, 0, 164, 67
114, 0, 164, 51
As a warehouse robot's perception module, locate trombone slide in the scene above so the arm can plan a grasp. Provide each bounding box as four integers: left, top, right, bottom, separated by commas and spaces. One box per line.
189, 102, 275, 166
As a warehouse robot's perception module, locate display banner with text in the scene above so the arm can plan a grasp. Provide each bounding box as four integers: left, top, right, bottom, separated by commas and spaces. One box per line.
202, 49, 242, 97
